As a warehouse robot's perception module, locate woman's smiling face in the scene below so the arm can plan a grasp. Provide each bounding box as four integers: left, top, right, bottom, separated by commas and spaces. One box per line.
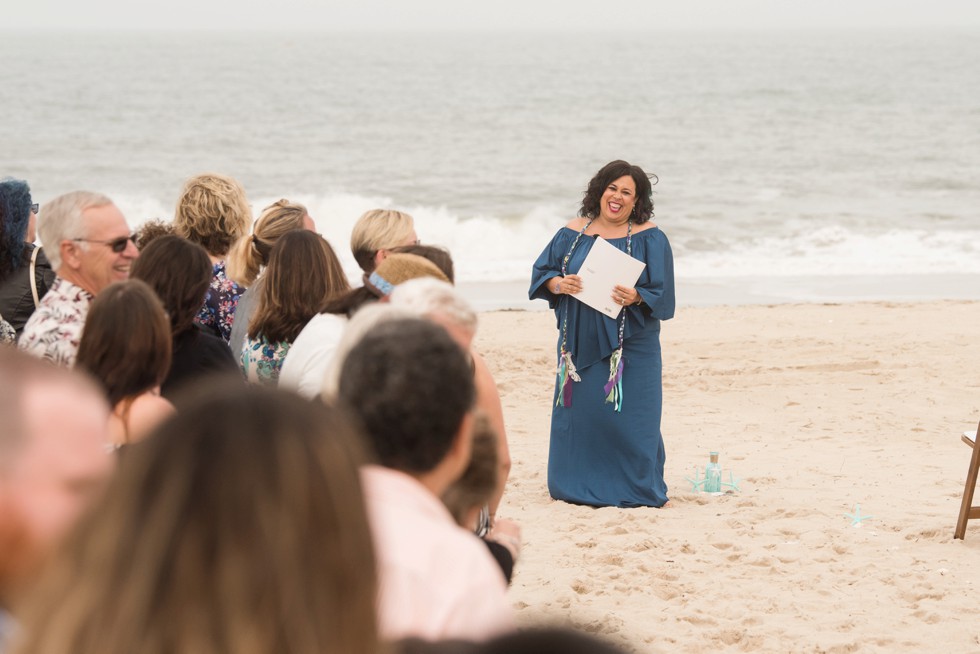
599, 175, 637, 223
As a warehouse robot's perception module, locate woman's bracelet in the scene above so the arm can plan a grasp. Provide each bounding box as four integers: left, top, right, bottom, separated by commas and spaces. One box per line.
554, 278, 562, 294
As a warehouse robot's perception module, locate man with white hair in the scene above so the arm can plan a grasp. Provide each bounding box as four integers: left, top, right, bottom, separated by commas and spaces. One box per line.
0, 348, 113, 651
389, 278, 512, 528
19, 191, 138, 367
338, 317, 513, 641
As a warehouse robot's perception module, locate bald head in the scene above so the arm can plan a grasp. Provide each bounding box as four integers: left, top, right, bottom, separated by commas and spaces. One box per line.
0, 348, 113, 606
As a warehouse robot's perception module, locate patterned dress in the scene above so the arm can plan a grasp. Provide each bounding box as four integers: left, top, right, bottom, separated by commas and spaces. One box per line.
195, 261, 244, 343
240, 335, 291, 387
18, 277, 94, 368
0, 315, 15, 344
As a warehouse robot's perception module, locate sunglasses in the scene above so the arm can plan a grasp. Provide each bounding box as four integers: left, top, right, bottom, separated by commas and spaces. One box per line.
73, 234, 137, 253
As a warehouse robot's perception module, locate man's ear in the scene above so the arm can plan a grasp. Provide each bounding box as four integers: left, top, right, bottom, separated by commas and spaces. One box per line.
374, 249, 388, 269
60, 240, 82, 270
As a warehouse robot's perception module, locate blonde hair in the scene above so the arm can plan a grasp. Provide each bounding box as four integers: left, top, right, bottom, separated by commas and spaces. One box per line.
173, 173, 251, 258
13, 385, 380, 654
226, 199, 309, 287
38, 191, 114, 271
349, 209, 415, 273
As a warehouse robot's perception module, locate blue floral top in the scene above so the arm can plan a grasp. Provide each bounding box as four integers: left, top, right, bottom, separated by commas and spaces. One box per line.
196, 261, 245, 343
240, 335, 291, 387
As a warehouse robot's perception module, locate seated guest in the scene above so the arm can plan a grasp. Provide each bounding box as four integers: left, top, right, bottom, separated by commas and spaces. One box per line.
352, 281, 517, 572
279, 253, 448, 398
10, 384, 380, 654
75, 280, 175, 446
338, 318, 514, 642
389, 243, 455, 283
172, 173, 252, 343
227, 199, 318, 357
350, 208, 419, 275
19, 191, 138, 367
388, 278, 513, 533
129, 235, 241, 400
0, 348, 113, 651
441, 413, 520, 584
133, 218, 174, 251
241, 231, 349, 386
0, 178, 55, 337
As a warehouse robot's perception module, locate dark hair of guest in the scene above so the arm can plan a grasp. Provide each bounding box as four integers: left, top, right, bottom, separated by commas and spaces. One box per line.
338, 318, 475, 473
0, 177, 32, 281
579, 159, 658, 224
248, 230, 350, 343
76, 279, 172, 408
130, 235, 212, 337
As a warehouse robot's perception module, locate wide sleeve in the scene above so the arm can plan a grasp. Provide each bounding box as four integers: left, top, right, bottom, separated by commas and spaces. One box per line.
529, 229, 571, 309
634, 230, 675, 321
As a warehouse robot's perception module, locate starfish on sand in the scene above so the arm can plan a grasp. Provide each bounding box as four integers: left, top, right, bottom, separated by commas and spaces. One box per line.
844, 503, 873, 527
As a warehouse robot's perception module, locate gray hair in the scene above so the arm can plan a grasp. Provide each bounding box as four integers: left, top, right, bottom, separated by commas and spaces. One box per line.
389, 278, 478, 335
39, 191, 114, 272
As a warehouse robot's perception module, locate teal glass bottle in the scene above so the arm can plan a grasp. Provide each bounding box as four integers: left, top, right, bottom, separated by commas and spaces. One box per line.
704, 451, 722, 493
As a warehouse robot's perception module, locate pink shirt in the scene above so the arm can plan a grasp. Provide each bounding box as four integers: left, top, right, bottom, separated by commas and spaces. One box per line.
361, 465, 514, 642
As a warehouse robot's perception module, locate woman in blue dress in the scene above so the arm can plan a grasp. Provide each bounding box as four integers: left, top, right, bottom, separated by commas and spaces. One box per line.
530, 160, 675, 508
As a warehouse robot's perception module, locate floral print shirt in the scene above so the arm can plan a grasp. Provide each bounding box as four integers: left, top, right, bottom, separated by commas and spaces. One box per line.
196, 261, 244, 343
18, 277, 94, 368
240, 335, 291, 387
0, 315, 15, 344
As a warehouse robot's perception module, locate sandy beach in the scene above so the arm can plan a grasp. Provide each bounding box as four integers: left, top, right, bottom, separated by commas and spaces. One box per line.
477, 300, 980, 653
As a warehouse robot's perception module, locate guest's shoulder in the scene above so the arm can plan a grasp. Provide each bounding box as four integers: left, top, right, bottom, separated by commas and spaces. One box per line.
299, 312, 347, 338
125, 392, 176, 439
564, 217, 589, 231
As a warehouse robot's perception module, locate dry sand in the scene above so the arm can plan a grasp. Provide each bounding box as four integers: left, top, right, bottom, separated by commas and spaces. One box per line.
475, 300, 980, 653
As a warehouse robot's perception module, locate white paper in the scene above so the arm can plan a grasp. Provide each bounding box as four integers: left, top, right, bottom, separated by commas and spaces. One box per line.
573, 237, 646, 319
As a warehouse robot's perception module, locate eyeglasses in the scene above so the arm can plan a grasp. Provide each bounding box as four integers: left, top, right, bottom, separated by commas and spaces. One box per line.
30, 203, 39, 214
72, 234, 137, 253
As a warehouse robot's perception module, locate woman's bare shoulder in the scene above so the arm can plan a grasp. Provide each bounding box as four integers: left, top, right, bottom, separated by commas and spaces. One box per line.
128, 393, 176, 438
565, 217, 589, 230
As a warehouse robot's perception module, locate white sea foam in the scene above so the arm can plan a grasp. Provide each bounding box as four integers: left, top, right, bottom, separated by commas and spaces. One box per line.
678, 225, 980, 278
116, 192, 980, 285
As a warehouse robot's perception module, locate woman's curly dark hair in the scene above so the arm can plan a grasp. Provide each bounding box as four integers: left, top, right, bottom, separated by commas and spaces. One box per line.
579, 160, 658, 224
0, 177, 33, 282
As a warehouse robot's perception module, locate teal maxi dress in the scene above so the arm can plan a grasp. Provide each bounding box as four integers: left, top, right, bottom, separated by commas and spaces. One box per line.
529, 226, 675, 507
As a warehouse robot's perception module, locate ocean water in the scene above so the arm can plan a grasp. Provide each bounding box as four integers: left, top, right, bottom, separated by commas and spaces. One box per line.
2, 30, 979, 307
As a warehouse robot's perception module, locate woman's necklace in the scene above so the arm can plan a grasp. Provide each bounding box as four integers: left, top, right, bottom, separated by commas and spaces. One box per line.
555, 218, 633, 412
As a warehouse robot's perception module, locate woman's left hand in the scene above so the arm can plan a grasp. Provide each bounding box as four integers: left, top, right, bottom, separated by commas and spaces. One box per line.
612, 285, 640, 306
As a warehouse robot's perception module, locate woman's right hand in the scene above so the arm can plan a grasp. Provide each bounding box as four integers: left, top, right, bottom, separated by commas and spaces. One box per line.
555, 274, 583, 295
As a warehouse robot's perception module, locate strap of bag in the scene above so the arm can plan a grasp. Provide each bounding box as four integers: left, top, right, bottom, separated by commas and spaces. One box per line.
30, 246, 41, 308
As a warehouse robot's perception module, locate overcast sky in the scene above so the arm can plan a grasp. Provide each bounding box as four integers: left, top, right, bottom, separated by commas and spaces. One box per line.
7, 0, 980, 32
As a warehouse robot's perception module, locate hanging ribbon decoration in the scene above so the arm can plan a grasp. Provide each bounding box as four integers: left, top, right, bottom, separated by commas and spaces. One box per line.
555, 218, 633, 412
555, 219, 592, 407
604, 220, 632, 412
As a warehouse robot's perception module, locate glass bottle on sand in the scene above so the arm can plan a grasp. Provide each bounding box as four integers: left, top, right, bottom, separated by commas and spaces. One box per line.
704, 451, 722, 493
